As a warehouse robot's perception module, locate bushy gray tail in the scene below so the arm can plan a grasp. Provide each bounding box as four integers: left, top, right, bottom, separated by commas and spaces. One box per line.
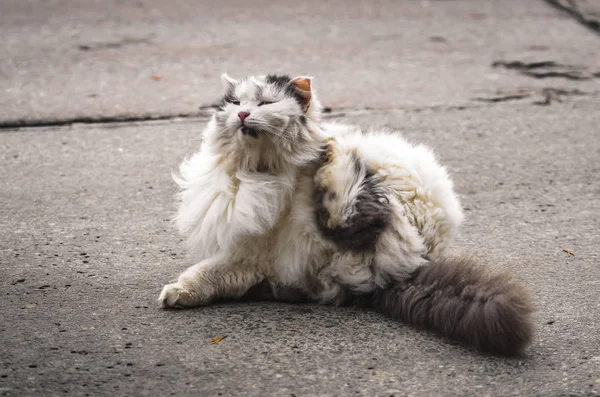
372, 257, 534, 355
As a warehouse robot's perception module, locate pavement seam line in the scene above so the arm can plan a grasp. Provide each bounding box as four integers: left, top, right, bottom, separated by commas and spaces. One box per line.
0, 105, 477, 131
0, 113, 205, 130
2, 94, 596, 131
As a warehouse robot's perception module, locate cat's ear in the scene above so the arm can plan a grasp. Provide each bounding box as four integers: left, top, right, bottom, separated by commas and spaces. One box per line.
291, 76, 312, 112
221, 73, 238, 92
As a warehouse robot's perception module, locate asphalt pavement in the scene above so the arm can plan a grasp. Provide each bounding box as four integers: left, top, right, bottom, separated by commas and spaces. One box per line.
1, 1, 599, 396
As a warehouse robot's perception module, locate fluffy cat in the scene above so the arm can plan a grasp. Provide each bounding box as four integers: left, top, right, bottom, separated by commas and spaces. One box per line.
159, 74, 534, 355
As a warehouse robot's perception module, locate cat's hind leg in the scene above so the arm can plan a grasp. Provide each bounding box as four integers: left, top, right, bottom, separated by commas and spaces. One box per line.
159, 255, 263, 309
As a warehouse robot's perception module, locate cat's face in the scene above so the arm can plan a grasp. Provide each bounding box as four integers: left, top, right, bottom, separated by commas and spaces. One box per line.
211, 74, 322, 169
217, 74, 312, 137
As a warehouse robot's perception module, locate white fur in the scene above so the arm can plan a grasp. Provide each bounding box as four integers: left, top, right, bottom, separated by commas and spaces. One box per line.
160, 75, 463, 308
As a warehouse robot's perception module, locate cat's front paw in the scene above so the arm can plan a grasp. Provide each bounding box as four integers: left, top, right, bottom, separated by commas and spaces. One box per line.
158, 282, 207, 309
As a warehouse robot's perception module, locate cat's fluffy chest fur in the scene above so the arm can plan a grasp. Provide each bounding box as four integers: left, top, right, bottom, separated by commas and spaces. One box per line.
160, 74, 533, 355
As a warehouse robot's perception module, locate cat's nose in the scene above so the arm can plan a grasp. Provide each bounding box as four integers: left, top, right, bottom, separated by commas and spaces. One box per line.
238, 111, 250, 121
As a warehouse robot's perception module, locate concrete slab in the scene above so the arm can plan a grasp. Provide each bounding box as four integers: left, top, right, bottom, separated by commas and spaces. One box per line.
2, 0, 600, 125
1, 97, 599, 396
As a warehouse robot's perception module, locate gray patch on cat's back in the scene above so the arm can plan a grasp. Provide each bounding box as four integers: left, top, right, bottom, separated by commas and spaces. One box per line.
315, 166, 392, 252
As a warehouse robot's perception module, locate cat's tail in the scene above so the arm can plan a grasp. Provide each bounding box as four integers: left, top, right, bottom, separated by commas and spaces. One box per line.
371, 257, 534, 355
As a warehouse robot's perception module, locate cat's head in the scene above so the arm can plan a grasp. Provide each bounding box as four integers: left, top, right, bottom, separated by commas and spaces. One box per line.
209, 74, 324, 170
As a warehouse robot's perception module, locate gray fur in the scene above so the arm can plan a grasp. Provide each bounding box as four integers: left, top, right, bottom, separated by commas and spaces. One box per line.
372, 257, 534, 355
265, 74, 307, 108
315, 165, 391, 252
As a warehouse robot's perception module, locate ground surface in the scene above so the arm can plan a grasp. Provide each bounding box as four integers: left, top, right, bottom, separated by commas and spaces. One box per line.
1, 1, 599, 396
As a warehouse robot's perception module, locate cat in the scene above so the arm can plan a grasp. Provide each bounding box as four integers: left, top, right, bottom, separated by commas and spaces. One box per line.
158, 73, 534, 355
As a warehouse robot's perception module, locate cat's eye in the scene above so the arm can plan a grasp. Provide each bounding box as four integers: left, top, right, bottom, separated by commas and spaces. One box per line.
258, 100, 275, 106
230, 100, 240, 106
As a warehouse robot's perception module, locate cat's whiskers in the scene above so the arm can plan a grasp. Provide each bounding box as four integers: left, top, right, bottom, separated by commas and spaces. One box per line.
250, 120, 296, 146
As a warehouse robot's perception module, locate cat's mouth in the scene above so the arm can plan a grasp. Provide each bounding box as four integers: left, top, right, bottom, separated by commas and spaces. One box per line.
241, 126, 259, 138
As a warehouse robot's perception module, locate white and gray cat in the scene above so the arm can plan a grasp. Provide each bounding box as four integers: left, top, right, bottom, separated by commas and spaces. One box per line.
159, 74, 533, 355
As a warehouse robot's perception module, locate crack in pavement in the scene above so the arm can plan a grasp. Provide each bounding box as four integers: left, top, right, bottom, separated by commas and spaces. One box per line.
474, 87, 591, 104
77, 37, 153, 52
474, 94, 531, 103
545, 0, 600, 35
493, 60, 600, 80
0, 113, 201, 131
